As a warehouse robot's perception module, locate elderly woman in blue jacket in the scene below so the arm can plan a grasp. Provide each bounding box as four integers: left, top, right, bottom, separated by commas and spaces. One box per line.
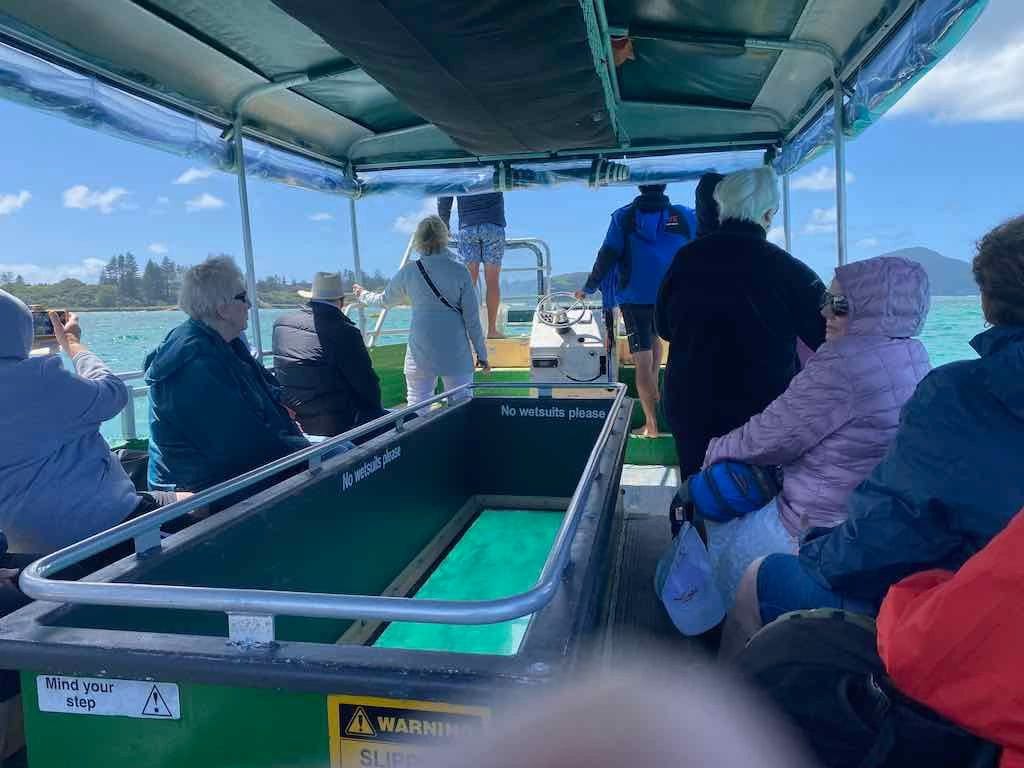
145, 256, 308, 492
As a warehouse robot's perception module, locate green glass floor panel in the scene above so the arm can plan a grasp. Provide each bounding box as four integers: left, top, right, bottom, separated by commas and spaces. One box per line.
374, 508, 564, 656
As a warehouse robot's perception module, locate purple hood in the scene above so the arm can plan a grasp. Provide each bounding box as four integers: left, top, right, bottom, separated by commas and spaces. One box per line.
836, 256, 930, 338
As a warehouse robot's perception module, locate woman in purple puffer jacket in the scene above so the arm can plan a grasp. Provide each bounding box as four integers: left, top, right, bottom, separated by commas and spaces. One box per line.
701, 255, 931, 606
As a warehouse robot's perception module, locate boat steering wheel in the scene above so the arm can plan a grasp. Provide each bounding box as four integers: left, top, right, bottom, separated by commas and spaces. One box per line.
536, 292, 588, 329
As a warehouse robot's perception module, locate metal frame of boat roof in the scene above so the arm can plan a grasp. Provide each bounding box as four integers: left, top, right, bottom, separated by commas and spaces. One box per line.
0, 0, 988, 353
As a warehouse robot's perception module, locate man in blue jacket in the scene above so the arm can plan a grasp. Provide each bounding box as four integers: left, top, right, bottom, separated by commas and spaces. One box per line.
577, 184, 696, 437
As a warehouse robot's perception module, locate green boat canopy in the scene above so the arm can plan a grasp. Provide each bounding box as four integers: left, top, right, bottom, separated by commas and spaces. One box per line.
0, 0, 987, 193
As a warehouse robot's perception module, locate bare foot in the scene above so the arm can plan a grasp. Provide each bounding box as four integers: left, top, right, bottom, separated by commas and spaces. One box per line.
631, 424, 661, 438
487, 331, 506, 339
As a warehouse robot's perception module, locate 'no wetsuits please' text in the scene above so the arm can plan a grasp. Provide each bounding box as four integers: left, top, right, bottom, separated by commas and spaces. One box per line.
500, 404, 607, 420
342, 446, 402, 491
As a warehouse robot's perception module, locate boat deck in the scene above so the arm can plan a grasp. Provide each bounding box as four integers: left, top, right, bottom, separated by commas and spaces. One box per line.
601, 465, 704, 663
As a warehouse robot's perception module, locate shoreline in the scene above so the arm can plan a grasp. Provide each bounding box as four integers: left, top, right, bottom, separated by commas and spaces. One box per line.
67, 295, 980, 313
69, 303, 306, 312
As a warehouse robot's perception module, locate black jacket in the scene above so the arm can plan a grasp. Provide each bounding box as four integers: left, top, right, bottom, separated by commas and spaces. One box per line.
655, 219, 826, 476
272, 304, 384, 437
800, 325, 1024, 604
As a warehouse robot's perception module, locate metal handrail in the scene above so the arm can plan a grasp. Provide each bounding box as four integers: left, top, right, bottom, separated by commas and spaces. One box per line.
115, 352, 291, 440
21, 382, 627, 644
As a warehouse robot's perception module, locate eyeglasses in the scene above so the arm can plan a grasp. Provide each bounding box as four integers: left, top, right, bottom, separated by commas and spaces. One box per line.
820, 290, 850, 316
233, 290, 248, 304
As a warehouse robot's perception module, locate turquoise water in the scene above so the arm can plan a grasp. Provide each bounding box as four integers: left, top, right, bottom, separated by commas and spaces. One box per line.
374, 508, 565, 655
67, 306, 413, 442
66, 296, 983, 441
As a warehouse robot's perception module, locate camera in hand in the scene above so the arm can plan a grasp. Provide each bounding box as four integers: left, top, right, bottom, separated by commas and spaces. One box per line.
29, 306, 67, 340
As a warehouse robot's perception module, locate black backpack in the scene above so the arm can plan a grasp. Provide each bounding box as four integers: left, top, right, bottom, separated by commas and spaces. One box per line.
736, 610, 1000, 768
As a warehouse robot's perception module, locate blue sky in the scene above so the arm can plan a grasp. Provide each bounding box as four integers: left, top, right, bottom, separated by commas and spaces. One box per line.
0, 2, 1021, 286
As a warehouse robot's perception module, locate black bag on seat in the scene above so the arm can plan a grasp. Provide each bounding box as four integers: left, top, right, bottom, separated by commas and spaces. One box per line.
113, 446, 150, 492
736, 610, 1000, 768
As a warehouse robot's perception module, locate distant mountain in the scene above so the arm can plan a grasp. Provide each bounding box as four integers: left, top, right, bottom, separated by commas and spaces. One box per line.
502, 271, 592, 299
879, 247, 978, 296
502, 247, 978, 301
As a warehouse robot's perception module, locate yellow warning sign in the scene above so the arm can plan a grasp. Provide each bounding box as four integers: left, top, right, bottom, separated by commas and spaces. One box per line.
327, 695, 490, 768
345, 707, 376, 737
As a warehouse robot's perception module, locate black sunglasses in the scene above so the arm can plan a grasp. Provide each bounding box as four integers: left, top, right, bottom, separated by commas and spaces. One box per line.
821, 290, 850, 316
233, 290, 248, 304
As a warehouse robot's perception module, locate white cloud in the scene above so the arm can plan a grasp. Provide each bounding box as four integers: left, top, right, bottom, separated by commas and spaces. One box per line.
185, 192, 225, 212
0, 190, 31, 216
804, 206, 837, 235
767, 225, 786, 247
62, 185, 129, 214
890, 34, 1024, 123
156, 196, 170, 205
393, 198, 439, 235
0, 257, 106, 284
856, 237, 880, 249
791, 167, 855, 192
174, 167, 214, 185
309, 212, 333, 222
148, 242, 169, 254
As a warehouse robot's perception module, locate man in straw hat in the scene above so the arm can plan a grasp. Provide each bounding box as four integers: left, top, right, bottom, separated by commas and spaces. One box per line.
272, 272, 384, 437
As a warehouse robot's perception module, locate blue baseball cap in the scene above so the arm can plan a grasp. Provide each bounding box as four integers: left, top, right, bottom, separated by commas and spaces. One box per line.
654, 523, 726, 636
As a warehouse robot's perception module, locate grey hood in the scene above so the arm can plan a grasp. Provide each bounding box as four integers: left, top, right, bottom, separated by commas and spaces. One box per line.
0, 289, 32, 361
835, 256, 930, 338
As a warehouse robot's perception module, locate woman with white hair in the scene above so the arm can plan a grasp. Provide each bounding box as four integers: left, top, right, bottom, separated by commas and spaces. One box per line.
353, 215, 489, 405
145, 255, 309, 492
655, 166, 827, 480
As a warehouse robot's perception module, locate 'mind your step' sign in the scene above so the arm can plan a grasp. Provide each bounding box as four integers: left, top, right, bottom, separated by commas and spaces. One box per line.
36, 675, 181, 720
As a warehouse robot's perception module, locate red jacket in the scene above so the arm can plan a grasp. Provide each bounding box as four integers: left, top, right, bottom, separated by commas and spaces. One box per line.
877, 509, 1024, 768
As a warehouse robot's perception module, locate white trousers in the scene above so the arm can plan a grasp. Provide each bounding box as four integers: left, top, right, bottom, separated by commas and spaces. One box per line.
404, 365, 474, 406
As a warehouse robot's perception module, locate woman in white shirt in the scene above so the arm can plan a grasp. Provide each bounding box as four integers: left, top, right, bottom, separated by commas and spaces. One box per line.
353, 216, 490, 405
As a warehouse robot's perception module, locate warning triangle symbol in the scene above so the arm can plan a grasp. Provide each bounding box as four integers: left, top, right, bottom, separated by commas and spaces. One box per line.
141, 685, 173, 718
345, 707, 376, 737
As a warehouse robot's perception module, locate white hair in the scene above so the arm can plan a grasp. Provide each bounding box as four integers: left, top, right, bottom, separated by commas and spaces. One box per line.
178, 255, 245, 322
714, 167, 780, 229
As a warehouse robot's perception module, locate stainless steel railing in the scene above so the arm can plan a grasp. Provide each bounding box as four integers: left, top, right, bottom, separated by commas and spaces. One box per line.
115, 352, 274, 440
21, 381, 627, 645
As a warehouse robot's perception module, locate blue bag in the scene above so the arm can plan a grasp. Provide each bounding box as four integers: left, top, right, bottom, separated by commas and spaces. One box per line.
678, 461, 782, 525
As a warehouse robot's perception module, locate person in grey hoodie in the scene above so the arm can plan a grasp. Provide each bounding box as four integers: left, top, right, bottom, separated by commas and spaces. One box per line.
0, 291, 185, 554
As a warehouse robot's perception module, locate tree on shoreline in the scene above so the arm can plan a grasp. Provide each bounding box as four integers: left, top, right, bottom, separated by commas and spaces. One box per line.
0, 253, 389, 309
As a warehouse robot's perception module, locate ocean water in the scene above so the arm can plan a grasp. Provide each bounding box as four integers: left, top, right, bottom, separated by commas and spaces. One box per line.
66, 296, 983, 442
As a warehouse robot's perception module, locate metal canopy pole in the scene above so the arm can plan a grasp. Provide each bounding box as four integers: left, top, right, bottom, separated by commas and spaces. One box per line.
832, 76, 848, 266
348, 197, 367, 339
229, 69, 359, 358
782, 173, 793, 253
233, 124, 262, 356
231, 76, 310, 357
